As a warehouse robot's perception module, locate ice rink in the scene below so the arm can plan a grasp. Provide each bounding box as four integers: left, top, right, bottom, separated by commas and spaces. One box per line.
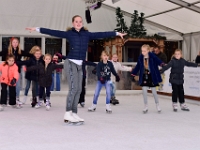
0, 91, 200, 150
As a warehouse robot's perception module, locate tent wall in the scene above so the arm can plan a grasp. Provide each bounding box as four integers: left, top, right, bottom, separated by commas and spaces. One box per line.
182, 33, 200, 61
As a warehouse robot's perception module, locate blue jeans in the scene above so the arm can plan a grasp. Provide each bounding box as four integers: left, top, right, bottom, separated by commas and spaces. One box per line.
24, 79, 31, 96
93, 81, 111, 105
110, 81, 116, 97
50, 73, 61, 91
16, 73, 21, 98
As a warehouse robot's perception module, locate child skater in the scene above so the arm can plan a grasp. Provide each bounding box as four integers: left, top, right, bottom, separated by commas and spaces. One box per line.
17, 48, 44, 107
0, 55, 19, 111
110, 53, 132, 105
131, 44, 164, 113
26, 15, 126, 124
160, 49, 198, 111
26, 54, 63, 110
88, 51, 120, 113
0, 37, 32, 104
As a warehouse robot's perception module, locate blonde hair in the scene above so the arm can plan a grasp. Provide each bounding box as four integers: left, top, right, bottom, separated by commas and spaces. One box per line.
44, 53, 52, 60
112, 53, 118, 57
24, 46, 41, 60
141, 44, 150, 51
171, 49, 182, 59
100, 50, 109, 61
8, 37, 21, 55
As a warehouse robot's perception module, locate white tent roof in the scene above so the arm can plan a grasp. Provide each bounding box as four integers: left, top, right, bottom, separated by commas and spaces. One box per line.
0, 0, 199, 40
103, 0, 200, 34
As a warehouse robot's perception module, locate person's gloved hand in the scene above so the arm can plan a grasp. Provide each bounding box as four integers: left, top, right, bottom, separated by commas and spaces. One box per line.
99, 77, 105, 84
10, 78, 17, 86
92, 68, 96, 74
115, 75, 120, 82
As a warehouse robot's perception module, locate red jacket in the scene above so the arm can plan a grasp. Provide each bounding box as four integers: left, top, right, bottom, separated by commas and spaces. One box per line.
0, 62, 19, 86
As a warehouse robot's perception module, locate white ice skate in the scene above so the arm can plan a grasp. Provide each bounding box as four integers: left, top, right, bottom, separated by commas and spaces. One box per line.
156, 103, 161, 113
22, 96, 28, 104
64, 111, 81, 126
72, 113, 84, 125
88, 104, 97, 112
180, 103, 190, 111
172, 103, 178, 112
143, 104, 148, 114
0, 105, 4, 111
16, 99, 23, 109
106, 104, 112, 113
45, 100, 51, 111
35, 101, 43, 109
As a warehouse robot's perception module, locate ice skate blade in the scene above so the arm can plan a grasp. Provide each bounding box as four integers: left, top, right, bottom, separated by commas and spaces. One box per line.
106, 110, 112, 114
143, 110, 148, 114
181, 109, 190, 111
88, 108, 96, 112
173, 109, 178, 112
157, 110, 161, 113
64, 120, 84, 126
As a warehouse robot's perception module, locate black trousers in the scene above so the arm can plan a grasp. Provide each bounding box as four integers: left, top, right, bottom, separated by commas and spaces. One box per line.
79, 78, 86, 103
0, 83, 16, 105
172, 84, 184, 104
39, 86, 51, 100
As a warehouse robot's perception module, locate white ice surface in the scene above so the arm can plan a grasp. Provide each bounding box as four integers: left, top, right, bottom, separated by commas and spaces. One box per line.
0, 92, 200, 150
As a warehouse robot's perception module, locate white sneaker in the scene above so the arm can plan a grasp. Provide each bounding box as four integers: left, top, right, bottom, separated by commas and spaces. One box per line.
45, 100, 51, 111
143, 104, 148, 113
88, 104, 97, 112
22, 96, 28, 104
35, 101, 43, 109
106, 104, 112, 113
72, 113, 84, 122
64, 111, 79, 123
156, 103, 161, 113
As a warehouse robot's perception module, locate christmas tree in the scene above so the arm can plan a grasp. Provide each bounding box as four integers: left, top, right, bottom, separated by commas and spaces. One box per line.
138, 12, 147, 37
129, 10, 140, 37
115, 7, 129, 33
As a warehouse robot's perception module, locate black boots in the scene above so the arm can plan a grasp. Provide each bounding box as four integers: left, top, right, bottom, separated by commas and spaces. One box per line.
110, 96, 119, 105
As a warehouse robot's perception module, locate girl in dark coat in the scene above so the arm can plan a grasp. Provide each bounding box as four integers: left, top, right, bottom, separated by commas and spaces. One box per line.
26, 15, 126, 124
131, 44, 164, 113
160, 49, 198, 111
27, 54, 63, 111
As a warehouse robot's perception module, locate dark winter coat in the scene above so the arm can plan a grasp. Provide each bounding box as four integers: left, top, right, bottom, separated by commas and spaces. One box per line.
155, 52, 167, 63
17, 56, 44, 81
160, 57, 198, 85
39, 27, 116, 60
0, 47, 33, 73
131, 52, 164, 85
27, 62, 63, 87
97, 61, 118, 81
195, 55, 200, 64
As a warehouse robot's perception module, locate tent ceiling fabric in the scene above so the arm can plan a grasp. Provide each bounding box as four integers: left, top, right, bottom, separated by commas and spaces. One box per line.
103, 0, 200, 34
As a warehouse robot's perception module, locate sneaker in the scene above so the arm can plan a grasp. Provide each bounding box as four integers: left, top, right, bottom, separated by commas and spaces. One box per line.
156, 103, 161, 113
106, 104, 112, 113
80, 102, 85, 107
143, 104, 148, 113
180, 103, 190, 111
35, 101, 43, 109
72, 113, 84, 122
45, 100, 51, 111
88, 104, 97, 112
172, 103, 178, 112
